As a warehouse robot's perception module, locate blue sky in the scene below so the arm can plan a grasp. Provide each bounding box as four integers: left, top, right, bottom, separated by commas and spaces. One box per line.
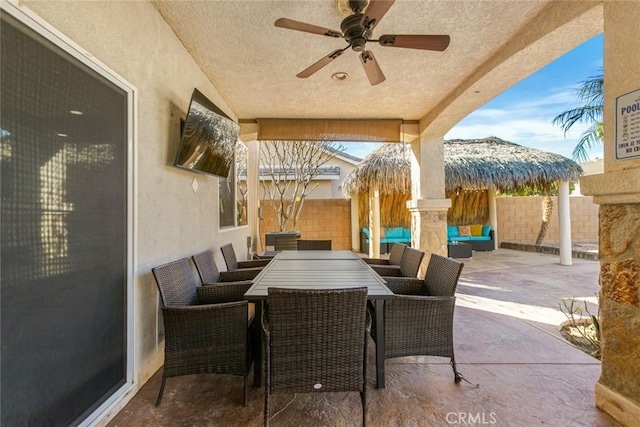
343, 34, 604, 162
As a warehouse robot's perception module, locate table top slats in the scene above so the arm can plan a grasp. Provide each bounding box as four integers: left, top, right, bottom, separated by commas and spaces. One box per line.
245, 251, 393, 300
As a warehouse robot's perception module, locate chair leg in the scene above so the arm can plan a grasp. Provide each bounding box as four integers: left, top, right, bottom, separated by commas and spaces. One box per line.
244, 372, 249, 407
451, 357, 462, 383
361, 390, 367, 427
264, 387, 269, 427
362, 329, 368, 427
156, 377, 166, 406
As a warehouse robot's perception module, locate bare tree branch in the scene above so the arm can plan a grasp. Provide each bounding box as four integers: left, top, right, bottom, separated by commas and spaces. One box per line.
259, 140, 345, 231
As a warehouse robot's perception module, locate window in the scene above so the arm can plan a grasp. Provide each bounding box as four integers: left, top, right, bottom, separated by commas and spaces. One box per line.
219, 141, 248, 228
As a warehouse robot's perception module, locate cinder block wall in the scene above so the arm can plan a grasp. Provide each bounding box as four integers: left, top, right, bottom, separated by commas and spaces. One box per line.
258, 195, 598, 250
259, 199, 352, 250
497, 196, 599, 244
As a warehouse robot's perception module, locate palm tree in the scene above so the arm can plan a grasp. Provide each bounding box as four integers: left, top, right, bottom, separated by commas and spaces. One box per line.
552, 71, 603, 162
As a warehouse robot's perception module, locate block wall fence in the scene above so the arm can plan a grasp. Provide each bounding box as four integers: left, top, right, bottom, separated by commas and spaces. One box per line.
496, 196, 599, 244
258, 199, 352, 251
257, 196, 599, 252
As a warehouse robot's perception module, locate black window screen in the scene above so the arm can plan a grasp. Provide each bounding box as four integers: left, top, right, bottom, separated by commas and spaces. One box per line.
1, 12, 128, 426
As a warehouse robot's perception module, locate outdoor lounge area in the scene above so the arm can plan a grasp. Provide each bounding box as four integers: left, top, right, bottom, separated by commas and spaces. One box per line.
108, 249, 616, 426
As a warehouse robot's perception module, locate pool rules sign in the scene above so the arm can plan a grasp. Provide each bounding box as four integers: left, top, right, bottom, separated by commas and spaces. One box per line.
616, 88, 640, 160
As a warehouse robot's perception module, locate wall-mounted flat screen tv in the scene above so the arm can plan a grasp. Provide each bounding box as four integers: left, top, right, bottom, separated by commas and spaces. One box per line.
174, 88, 239, 178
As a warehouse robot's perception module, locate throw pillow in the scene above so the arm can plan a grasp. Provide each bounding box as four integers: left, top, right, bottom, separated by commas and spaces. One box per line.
380, 227, 386, 238
482, 224, 492, 236
470, 224, 483, 236
458, 225, 471, 236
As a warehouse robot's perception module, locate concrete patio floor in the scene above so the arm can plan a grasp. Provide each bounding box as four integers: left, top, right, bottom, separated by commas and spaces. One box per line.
108, 249, 619, 426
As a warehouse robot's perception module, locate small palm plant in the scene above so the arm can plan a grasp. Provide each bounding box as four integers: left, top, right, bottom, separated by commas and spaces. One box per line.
552, 71, 603, 162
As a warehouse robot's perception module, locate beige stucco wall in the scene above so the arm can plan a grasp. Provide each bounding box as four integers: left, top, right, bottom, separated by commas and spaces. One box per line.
497, 196, 599, 244
19, 0, 253, 406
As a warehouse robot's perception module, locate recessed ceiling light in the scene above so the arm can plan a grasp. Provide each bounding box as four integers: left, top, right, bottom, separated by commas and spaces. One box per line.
70, 110, 83, 115
57, 133, 68, 137
332, 72, 349, 81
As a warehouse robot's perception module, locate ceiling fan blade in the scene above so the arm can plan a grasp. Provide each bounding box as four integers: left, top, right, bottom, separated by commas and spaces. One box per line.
361, 0, 396, 31
360, 50, 386, 86
275, 18, 342, 38
297, 49, 345, 78
378, 34, 450, 51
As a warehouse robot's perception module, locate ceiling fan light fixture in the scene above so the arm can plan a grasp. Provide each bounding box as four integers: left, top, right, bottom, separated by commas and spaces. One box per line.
332, 72, 349, 81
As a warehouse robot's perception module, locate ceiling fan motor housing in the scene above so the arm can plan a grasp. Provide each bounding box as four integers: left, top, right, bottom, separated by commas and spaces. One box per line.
340, 14, 371, 51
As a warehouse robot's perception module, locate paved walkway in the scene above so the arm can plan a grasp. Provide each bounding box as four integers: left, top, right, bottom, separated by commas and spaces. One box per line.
109, 249, 618, 426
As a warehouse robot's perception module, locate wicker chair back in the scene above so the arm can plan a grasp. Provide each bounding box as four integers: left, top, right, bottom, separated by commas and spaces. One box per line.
297, 239, 332, 250
387, 243, 407, 265
399, 247, 425, 278
424, 254, 464, 296
152, 258, 198, 307
274, 235, 298, 251
220, 243, 239, 270
192, 249, 222, 283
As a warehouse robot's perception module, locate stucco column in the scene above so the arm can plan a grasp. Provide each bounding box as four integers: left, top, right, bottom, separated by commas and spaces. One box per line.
350, 191, 360, 252
408, 135, 451, 274
239, 123, 260, 252
557, 181, 572, 266
369, 186, 381, 258
488, 186, 498, 250
580, 3, 640, 425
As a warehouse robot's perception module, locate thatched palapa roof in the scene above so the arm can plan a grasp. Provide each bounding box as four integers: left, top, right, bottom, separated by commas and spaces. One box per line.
340, 137, 583, 195
340, 143, 411, 196
445, 137, 583, 191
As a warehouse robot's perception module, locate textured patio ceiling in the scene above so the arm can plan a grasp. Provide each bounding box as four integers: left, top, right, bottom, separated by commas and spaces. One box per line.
154, 0, 602, 133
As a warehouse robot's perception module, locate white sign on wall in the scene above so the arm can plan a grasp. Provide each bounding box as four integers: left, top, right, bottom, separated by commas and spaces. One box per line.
615, 87, 640, 160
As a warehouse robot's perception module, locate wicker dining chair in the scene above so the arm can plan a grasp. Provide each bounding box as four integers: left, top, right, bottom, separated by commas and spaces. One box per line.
372, 254, 464, 382
192, 249, 257, 284
152, 258, 254, 407
361, 243, 406, 270
371, 247, 424, 278
274, 234, 299, 251
296, 239, 332, 250
221, 243, 268, 279
263, 287, 369, 427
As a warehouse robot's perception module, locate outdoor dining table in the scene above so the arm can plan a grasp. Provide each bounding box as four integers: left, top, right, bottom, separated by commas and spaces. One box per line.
244, 249, 394, 389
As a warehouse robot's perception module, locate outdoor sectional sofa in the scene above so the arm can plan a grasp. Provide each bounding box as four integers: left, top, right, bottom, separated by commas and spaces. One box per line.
360, 226, 411, 254
447, 225, 495, 251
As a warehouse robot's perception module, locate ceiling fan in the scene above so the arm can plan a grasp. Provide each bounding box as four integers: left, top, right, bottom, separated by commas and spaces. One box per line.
274, 0, 450, 85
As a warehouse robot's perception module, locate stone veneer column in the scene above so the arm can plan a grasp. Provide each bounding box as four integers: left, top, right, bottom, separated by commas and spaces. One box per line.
407, 200, 450, 257
408, 135, 451, 275
592, 203, 640, 425
580, 2, 640, 425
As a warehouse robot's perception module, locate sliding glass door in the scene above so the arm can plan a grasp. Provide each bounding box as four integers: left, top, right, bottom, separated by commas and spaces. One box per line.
1, 10, 131, 425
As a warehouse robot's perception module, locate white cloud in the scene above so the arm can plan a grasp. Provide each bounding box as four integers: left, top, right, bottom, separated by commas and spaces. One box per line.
446, 87, 603, 160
